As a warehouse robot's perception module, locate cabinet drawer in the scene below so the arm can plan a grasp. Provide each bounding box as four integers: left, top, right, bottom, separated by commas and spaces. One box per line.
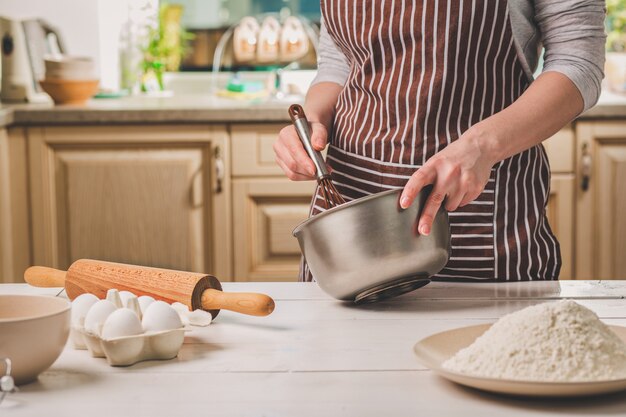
233, 124, 575, 175
233, 178, 316, 281
543, 126, 574, 173
231, 124, 285, 177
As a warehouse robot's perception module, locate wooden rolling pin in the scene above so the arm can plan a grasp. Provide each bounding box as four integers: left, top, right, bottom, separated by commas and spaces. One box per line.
24, 259, 275, 319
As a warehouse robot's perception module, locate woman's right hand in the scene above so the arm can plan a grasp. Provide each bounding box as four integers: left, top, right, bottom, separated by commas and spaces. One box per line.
273, 121, 328, 181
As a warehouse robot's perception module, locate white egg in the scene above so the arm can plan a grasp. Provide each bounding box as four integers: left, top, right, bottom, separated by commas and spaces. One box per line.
71, 293, 99, 327
142, 301, 183, 332
171, 302, 191, 325
118, 291, 136, 307
101, 308, 143, 340
188, 309, 212, 327
170, 302, 190, 322
137, 295, 155, 313
84, 299, 118, 336
171, 302, 190, 315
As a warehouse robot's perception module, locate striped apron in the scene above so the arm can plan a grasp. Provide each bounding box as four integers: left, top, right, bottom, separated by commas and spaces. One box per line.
301, 0, 561, 282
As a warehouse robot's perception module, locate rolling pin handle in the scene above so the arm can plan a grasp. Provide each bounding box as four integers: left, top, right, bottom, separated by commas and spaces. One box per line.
24, 266, 67, 288
201, 289, 275, 317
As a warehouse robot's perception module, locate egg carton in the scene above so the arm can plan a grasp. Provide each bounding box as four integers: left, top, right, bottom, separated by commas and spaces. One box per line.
73, 326, 185, 366
70, 289, 212, 367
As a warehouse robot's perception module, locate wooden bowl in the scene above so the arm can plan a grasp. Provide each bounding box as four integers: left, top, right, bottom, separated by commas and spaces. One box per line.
0, 295, 70, 385
40, 78, 99, 105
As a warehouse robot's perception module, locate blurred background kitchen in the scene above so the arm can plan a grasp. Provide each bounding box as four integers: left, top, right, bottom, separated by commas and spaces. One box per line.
0, 0, 625, 284
0, 0, 320, 99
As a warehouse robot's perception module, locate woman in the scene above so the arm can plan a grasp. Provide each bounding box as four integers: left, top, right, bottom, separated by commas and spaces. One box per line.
274, 0, 606, 282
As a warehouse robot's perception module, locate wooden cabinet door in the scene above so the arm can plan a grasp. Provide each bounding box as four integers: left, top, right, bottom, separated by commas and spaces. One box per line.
575, 122, 626, 279
543, 126, 575, 173
0, 128, 31, 282
233, 178, 316, 281
546, 174, 574, 280
543, 126, 575, 280
28, 125, 231, 278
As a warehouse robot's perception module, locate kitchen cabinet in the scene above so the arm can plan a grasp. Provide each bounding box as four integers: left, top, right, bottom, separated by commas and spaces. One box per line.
231, 123, 286, 177
0, 128, 31, 282
231, 124, 315, 281
27, 125, 232, 278
0, 117, 608, 283
546, 174, 575, 279
543, 127, 575, 280
232, 178, 315, 281
227, 124, 576, 282
575, 121, 626, 279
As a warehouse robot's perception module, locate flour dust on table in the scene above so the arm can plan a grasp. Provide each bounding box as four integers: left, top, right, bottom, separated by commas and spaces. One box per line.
443, 300, 626, 382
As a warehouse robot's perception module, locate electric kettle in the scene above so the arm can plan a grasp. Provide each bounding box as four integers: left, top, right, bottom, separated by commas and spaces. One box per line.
0, 17, 65, 103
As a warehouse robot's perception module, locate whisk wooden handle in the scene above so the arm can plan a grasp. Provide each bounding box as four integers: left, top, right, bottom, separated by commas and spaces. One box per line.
289, 104, 330, 179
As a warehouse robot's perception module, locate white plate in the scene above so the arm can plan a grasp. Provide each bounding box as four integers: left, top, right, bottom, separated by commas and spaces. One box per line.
414, 324, 626, 397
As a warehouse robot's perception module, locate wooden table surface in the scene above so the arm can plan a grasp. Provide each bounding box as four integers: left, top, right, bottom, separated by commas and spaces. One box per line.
2, 281, 626, 416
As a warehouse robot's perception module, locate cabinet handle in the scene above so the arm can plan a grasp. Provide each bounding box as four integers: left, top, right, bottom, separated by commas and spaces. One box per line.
581, 143, 592, 192
189, 168, 203, 208
214, 145, 224, 194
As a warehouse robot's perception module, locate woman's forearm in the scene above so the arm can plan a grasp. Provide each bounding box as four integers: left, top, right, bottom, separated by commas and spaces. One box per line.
304, 82, 343, 131
400, 71, 587, 233
471, 71, 584, 164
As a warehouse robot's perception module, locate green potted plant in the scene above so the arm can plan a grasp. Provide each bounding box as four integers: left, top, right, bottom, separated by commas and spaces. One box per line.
141, 3, 194, 92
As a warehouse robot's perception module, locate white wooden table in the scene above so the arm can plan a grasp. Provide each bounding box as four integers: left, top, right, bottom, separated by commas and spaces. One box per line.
2, 281, 626, 416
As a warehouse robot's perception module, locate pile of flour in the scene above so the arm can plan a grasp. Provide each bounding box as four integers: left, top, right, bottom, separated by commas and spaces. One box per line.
442, 300, 626, 382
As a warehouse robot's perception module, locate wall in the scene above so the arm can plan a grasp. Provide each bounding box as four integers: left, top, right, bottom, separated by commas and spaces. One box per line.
0, 0, 101, 72
0, 0, 157, 91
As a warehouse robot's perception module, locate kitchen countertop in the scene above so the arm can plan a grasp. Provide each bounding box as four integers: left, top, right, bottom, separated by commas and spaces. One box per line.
1, 89, 626, 127
0, 95, 300, 127
2, 281, 626, 416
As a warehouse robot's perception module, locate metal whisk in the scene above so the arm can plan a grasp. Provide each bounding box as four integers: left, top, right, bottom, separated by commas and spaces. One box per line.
289, 104, 346, 209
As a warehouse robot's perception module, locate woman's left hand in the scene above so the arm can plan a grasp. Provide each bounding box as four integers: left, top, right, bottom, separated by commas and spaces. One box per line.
399, 127, 500, 236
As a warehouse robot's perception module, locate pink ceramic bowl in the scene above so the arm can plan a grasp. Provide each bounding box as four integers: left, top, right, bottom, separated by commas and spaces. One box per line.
0, 295, 70, 384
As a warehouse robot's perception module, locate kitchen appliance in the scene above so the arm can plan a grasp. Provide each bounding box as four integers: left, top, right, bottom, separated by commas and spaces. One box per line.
24, 259, 275, 318
0, 17, 64, 102
289, 104, 345, 208
293, 188, 451, 304
0, 294, 70, 385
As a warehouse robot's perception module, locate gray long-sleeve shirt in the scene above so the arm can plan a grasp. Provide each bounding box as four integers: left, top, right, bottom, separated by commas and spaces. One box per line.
312, 0, 606, 112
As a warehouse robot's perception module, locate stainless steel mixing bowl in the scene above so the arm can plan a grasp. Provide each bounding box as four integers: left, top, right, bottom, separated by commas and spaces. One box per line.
293, 188, 451, 303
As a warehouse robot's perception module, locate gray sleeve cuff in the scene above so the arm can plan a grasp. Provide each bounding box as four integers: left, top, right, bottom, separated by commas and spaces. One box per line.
535, 0, 606, 111
311, 20, 351, 87
541, 63, 602, 112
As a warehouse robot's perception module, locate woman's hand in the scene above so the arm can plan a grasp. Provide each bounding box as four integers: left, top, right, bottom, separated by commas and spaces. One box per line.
399, 127, 500, 236
274, 81, 343, 181
274, 121, 328, 181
